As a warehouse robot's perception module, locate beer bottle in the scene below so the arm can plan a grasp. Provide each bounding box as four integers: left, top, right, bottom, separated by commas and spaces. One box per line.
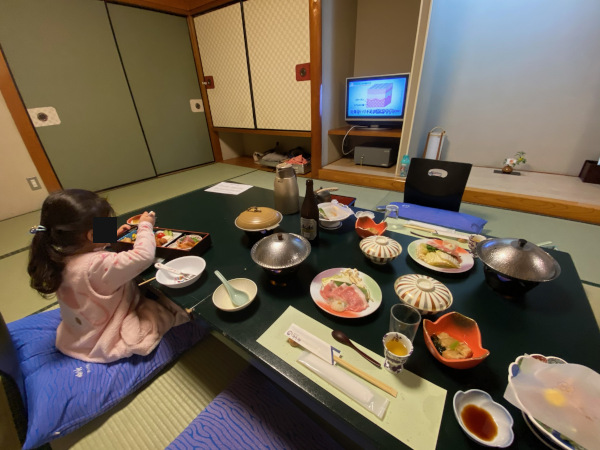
300, 179, 319, 242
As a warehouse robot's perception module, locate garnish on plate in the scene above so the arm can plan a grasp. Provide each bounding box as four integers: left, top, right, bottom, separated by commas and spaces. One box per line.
417, 239, 463, 269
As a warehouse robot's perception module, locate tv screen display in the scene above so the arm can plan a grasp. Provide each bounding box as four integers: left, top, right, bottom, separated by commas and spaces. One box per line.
345, 73, 409, 128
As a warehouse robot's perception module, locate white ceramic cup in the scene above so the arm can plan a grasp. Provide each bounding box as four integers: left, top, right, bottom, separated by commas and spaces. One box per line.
382, 332, 413, 373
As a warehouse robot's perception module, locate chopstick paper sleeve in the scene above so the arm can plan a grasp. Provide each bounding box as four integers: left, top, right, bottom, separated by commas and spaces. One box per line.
298, 351, 389, 420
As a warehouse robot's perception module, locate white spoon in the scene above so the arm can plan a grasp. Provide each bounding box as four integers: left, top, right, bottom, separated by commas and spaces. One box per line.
154, 263, 195, 280
214, 270, 249, 307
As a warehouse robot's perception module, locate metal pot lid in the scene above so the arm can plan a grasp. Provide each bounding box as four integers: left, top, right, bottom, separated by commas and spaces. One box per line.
235, 206, 282, 231
476, 238, 561, 282
251, 232, 311, 269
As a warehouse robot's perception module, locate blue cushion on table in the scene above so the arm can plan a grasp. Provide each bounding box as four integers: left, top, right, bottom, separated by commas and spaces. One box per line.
386, 202, 487, 233
168, 365, 343, 450
7, 308, 207, 450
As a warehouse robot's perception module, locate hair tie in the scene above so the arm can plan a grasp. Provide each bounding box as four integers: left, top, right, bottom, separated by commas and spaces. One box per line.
29, 225, 47, 234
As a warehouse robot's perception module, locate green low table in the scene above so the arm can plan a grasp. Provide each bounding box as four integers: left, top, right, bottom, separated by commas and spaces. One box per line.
120, 184, 600, 449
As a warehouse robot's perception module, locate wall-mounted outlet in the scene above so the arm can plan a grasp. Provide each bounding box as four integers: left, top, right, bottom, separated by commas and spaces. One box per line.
26, 177, 42, 191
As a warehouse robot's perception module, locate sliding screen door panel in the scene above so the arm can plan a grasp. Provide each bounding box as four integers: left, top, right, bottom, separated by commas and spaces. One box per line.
244, 0, 311, 131
108, 4, 213, 175
194, 3, 254, 129
0, 0, 155, 191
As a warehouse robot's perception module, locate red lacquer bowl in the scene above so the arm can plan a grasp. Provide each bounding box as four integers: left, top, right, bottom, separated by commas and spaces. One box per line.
355, 216, 387, 239
423, 312, 490, 369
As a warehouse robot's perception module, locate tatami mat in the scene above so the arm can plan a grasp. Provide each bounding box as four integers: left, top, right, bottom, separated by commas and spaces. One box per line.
50, 334, 249, 450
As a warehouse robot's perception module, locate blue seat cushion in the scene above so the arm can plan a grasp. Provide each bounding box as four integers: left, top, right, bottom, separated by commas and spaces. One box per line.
386, 202, 487, 233
7, 308, 207, 449
168, 365, 344, 450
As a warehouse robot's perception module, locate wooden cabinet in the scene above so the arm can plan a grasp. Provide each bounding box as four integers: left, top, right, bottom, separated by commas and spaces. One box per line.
194, 0, 311, 132
0, 0, 212, 191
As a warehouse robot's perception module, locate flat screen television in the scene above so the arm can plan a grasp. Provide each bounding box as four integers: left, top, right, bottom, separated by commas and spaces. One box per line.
345, 73, 409, 128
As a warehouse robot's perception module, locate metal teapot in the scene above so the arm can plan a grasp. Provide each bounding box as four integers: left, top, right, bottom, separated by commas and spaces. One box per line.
274, 163, 299, 214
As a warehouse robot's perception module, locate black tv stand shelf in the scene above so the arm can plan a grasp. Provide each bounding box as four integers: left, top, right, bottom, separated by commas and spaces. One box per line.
328, 126, 402, 138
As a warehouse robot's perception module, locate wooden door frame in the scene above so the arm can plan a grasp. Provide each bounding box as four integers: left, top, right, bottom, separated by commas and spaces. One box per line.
0, 50, 61, 192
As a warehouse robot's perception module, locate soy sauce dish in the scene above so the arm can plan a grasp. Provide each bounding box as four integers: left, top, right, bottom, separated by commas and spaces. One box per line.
453, 389, 514, 448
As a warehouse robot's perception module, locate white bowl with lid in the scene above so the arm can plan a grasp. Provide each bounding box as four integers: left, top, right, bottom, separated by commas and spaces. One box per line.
359, 235, 402, 264
394, 274, 453, 314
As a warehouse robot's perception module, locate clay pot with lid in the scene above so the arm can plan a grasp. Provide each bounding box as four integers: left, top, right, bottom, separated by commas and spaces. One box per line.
250, 232, 311, 280
234, 206, 283, 239
476, 238, 561, 296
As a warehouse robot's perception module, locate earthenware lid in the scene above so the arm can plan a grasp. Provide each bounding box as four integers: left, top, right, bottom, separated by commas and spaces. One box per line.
235, 206, 282, 231
394, 274, 453, 314
476, 238, 561, 282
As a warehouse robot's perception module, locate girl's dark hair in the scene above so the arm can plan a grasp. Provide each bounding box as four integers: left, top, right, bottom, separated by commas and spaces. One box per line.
28, 189, 114, 297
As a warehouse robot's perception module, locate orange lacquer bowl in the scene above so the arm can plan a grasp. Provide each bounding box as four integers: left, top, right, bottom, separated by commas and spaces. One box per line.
355, 216, 387, 239
423, 312, 490, 369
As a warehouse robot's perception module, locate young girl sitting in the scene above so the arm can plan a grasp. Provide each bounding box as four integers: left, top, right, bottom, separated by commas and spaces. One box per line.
27, 189, 190, 363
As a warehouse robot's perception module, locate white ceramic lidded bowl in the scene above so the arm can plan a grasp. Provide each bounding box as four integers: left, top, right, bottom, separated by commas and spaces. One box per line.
394, 274, 453, 314
359, 236, 402, 264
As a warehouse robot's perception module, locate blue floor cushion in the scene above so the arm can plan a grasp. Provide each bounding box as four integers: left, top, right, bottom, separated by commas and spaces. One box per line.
168, 365, 344, 450
386, 202, 487, 233
7, 308, 207, 449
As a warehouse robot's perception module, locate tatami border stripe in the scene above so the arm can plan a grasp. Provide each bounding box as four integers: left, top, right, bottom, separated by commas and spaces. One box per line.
0, 246, 29, 261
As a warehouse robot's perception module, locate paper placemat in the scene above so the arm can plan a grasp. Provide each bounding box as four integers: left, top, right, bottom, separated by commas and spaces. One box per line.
257, 306, 446, 450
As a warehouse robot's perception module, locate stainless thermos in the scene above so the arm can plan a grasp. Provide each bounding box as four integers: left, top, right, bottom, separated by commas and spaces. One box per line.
274, 163, 299, 214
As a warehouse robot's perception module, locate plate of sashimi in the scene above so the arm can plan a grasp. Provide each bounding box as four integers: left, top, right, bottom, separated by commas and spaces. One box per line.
408, 238, 474, 274
310, 268, 382, 318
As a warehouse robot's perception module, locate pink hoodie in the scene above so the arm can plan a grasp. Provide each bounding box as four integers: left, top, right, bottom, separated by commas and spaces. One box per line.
55, 221, 189, 363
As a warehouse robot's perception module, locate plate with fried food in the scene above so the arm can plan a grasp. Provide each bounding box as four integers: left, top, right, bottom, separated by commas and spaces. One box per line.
408, 238, 474, 274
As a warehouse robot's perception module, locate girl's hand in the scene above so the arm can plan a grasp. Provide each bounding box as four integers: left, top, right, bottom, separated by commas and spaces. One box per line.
117, 224, 131, 236
139, 211, 156, 227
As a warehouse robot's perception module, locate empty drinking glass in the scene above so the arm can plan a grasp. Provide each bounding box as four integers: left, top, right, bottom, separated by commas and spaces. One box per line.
389, 303, 421, 342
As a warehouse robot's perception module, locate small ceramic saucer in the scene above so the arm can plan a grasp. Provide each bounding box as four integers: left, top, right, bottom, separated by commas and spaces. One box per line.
454, 389, 514, 448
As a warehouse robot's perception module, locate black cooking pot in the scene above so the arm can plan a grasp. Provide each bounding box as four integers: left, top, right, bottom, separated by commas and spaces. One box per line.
476, 238, 561, 297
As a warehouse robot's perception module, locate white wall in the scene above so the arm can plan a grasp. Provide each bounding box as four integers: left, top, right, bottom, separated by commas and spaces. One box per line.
0, 91, 47, 220
409, 0, 600, 176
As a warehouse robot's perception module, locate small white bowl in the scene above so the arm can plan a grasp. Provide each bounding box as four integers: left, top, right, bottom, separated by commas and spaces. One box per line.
453, 389, 514, 448
212, 278, 257, 312
156, 256, 206, 288
318, 201, 354, 229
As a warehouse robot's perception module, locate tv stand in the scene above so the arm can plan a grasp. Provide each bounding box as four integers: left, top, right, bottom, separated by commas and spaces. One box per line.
328, 126, 402, 138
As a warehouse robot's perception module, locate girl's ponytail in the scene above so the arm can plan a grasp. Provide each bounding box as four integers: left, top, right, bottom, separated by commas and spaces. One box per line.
27, 189, 114, 297
28, 229, 64, 296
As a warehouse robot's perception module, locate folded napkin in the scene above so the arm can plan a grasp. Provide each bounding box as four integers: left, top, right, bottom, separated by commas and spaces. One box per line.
384, 202, 487, 233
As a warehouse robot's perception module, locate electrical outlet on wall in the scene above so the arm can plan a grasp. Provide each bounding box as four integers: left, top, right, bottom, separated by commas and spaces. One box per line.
26, 177, 42, 191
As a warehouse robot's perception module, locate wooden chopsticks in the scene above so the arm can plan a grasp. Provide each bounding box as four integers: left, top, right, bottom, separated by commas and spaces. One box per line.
333, 355, 397, 397
138, 277, 156, 286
